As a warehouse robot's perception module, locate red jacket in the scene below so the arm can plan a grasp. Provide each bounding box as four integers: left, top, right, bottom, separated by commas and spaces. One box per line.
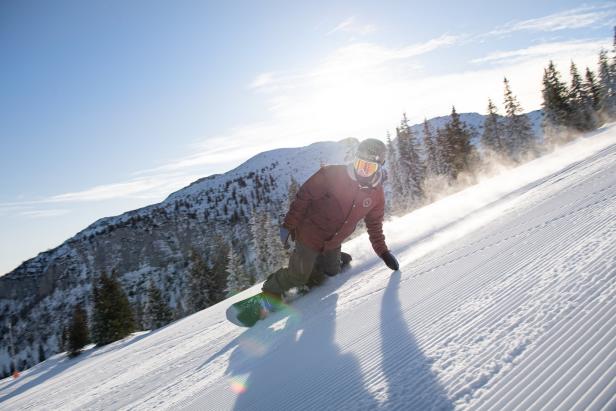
284, 165, 389, 256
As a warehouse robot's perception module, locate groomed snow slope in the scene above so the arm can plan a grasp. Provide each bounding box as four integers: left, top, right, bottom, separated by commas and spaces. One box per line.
2, 125, 616, 410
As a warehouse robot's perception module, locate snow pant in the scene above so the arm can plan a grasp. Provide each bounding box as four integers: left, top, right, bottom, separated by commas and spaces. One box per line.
262, 242, 341, 295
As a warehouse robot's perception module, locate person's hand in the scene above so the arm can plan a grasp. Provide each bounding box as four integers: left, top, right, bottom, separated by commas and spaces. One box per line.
279, 226, 291, 249
380, 251, 399, 271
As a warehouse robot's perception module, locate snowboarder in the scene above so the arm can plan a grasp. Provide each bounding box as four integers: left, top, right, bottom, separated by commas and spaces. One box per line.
227, 138, 399, 326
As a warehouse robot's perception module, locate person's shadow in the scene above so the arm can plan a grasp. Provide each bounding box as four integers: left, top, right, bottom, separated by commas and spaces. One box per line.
379, 271, 452, 410
227, 292, 378, 410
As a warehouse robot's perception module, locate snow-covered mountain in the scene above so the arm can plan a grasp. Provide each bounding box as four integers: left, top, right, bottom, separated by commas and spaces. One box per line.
0, 112, 543, 376
1, 121, 614, 410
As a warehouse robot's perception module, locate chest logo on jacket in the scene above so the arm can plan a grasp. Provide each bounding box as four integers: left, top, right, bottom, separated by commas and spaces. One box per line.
363, 198, 373, 208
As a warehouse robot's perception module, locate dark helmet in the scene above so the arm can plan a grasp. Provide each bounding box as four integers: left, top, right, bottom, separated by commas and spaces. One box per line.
356, 138, 387, 165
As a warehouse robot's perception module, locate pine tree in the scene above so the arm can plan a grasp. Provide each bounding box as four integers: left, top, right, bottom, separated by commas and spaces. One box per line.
91, 272, 135, 346
584, 67, 602, 113
249, 212, 269, 279
503, 78, 536, 160
443, 106, 474, 179
145, 282, 173, 329
265, 212, 288, 274
567, 62, 594, 131
188, 249, 214, 312
385, 130, 405, 211
67, 304, 89, 357
209, 237, 230, 303
435, 126, 453, 178
422, 119, 439, 176
481, 99, 503, 153
598, 48, 616, 120
582, 67, 602, 130
609, 28, 616, 116
541, 61, 571, 143
38, 344, 46, 363
225, 246, 252, 296
395, 113, 424, 207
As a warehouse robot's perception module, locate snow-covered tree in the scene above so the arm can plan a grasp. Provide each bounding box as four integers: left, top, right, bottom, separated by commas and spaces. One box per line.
249, 211, 287, 280
225, 246, 252, 296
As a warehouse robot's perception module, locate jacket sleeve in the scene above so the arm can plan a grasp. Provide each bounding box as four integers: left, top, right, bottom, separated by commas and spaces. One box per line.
283, 168, 328, 230
364, 191, 388, 256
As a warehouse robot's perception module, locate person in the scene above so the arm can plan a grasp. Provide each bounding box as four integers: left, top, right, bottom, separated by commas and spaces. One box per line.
230, 138, 399, 326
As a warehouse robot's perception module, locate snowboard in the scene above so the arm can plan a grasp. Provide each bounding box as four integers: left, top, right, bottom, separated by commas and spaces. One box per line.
226, 252, 352, 327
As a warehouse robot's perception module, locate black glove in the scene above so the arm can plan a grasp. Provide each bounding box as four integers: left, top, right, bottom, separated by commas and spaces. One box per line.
279, 226, 291, 249
380, 251, 399, 271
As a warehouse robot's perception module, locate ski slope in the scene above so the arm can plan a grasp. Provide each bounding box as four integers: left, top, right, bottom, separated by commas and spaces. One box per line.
2, 125, 616, 410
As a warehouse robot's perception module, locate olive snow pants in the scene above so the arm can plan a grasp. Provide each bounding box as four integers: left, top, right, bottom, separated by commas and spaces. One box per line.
262, 242, 341, 295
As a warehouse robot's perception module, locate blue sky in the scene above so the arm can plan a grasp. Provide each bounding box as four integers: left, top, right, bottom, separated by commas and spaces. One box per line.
1, 0, 614, 274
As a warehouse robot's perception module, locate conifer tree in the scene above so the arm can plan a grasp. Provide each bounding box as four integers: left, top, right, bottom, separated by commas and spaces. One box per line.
225, 246, 252, 295
38, 344, 46, 363
188, 249, 214, 312
503, 78, 536, 160
145, 282, 173, 329
266, 212, 288, 273
582, 67, 602, 129
67, 304, 89, 357
395, 113, 424, 207
435, 126, 453, 178
385, 131, 405, 211
91, 272, 135, 346
443, 106, 474, 178
609, 28, 616, 115
584, 67, 602, 113
422, 119, 439, 176
209, 237, 230, 303
598, 49, 616, 119
567, 62, 594, 131
249, 212, 269, 279
481, 99, 503, 153
541, 61, 571, 143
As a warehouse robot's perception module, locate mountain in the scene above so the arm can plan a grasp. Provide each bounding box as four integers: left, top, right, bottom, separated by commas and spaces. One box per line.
1, 121, 614, 410
0, 111, 542, 375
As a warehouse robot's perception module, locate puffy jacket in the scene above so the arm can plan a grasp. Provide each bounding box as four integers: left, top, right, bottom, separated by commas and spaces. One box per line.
283, 164, 389, 256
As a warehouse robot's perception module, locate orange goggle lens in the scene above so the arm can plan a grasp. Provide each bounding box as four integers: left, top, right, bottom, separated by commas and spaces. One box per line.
354, 158, 379, 177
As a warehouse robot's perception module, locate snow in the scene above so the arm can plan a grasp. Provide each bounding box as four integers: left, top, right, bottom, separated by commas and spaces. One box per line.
2, 124, 616, 410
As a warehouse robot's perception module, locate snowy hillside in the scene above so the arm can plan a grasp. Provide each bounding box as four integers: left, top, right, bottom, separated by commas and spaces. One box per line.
0, 110, 543, 376
1, 122, 614, 410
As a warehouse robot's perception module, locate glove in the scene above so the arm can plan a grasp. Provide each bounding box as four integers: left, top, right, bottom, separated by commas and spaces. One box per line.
279, 226, 291, 249
380, 251, 399, 271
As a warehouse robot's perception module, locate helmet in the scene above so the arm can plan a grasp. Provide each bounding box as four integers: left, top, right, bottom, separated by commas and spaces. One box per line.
356, 138, 386, 165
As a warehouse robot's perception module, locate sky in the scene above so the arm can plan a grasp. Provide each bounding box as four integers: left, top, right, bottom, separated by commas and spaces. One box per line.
1, 0, 615, 275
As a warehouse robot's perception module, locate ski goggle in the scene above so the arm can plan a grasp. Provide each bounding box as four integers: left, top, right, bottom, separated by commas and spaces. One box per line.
354, 158, 380, 177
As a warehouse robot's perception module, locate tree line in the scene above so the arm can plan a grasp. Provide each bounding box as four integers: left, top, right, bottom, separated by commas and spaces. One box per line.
387, 29, 616, 213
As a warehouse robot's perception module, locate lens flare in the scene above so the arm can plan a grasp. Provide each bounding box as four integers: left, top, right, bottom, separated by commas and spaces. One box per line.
229, 375, 248, 394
